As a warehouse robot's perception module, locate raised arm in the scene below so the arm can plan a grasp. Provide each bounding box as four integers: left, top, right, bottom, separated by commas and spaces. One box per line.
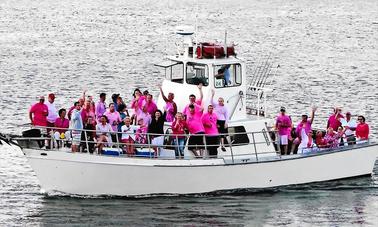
159, 86, 169, 102
198, 83, 203, 102
210, 89, 215, 106
309, 106, 317, 125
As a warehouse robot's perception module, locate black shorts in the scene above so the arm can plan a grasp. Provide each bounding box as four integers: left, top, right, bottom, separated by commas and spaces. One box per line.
217, 120, 227, 137
188, 132, 205, 150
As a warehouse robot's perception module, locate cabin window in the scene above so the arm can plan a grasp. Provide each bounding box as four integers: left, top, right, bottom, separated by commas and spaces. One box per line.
214, 64, 242, 88
186, 63, 208, 86
170, 62, 184, 83
154, 61, 184, 84
227, 126, 249, 146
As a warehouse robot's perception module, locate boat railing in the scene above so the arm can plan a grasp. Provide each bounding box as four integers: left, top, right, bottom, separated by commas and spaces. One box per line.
16, 125, 283, 162
18, 126, 371, 162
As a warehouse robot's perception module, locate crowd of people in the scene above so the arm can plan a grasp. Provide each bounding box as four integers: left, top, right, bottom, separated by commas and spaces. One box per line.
28, 84, 229, 158
28, 86, 371, 158
275, 106, 370, 155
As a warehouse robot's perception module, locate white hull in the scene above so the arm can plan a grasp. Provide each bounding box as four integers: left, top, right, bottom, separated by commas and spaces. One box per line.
24, 144, 378, 196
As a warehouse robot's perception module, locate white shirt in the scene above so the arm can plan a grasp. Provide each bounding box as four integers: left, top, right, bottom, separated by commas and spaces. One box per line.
120, 125, 140, 140
341, 118, 357, 136
45, 101, 58, 123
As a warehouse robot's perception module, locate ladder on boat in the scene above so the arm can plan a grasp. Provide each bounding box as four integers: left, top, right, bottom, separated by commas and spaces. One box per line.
246, 54, 279, 117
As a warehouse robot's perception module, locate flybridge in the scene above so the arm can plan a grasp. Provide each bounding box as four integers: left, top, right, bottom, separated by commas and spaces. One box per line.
174, 26, 236, 59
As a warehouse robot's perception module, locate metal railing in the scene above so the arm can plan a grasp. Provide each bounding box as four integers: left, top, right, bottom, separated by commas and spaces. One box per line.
16, 126, 370, 163
16, 125, 282, 163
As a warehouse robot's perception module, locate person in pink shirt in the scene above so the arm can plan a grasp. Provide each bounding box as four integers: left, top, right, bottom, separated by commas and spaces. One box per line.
95, 93, 107, 123
183, 84, 203, 118
356, 115, 369, 141
171, 112, 187, 158
130, 89, 145, 119
275, 107, 292, 155
142, 94, 158, 116
327, 107, 344, 131
293, 107, 317, 154
211, 90, 229, 151
29, 96, 49, 127
159, 86, 177, 122
81, 100, 96, 126
136, 105, 152, 127
53, 108, 70, 147
186, 104, 205, 157
103, 103, 122, 132
202, 105, 219, 157
135, 118, 148, 145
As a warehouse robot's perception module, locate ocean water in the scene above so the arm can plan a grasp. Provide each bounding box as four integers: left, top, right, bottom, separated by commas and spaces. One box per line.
0, 0, 377, 225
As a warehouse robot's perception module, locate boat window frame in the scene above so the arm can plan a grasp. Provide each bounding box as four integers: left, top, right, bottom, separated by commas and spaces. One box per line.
185, 62, 209, 86
154, 61, 184, 84
227, 125, 250, 146
214, 63, 242, 89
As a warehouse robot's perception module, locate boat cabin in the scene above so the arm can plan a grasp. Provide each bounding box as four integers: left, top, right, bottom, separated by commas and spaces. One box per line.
155, 31, 247, 121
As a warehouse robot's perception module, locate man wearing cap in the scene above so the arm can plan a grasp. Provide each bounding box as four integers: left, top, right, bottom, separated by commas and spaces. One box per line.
275, 107, 292, 155
341, 112, 357, 145
29, 96, 49, 127
45, 93, 58, 130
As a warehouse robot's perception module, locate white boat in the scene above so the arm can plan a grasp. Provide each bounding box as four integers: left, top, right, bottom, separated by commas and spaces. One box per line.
10, 29, 378, 196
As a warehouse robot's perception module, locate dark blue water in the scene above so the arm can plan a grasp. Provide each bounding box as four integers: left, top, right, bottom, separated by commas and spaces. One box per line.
1, 0, 377, 225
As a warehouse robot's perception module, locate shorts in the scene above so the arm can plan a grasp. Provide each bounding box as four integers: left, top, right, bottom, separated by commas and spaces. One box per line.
188, 132, 204, 150
217, 120, 227, 137
279, 135, 288, 145
72, 132, 81, 145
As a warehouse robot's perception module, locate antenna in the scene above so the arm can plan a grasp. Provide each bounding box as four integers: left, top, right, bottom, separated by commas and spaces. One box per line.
224, 30, 228, 58
194, 0, 199, 59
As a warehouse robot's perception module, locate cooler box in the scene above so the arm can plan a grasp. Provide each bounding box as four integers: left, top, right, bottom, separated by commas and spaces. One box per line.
136, 149, 154, 157
102, 148, 123, 156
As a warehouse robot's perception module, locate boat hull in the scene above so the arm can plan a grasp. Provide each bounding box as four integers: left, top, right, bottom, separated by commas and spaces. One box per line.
24, 145, 378, 196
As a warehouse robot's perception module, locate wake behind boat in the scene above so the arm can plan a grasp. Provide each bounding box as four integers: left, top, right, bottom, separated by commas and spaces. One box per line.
5, 28, 378, 196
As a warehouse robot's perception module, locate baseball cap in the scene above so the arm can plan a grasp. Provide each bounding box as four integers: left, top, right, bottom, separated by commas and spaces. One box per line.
48, 93, 55, 99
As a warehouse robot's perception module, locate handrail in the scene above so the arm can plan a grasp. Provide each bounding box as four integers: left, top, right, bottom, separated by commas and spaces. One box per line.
18, 125, 293, 161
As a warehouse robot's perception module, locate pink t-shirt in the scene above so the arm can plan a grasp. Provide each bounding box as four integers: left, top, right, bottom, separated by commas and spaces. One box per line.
104, 111, 122, 131
328, 114, 344, 131
201, 112, 218, 135
356, 123, 369, 140
54, 117, 69, 134
137, 111, 151, 126
183, 100, 202, 117
130, 96, 145, 115
171, 119, 187, 138
165, 102, 176, 122
276, 114, 292, 136
143, 100, 158, 116
81, 108, 96, 125
30, 103, 48, 126
186, 111, 204, 134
